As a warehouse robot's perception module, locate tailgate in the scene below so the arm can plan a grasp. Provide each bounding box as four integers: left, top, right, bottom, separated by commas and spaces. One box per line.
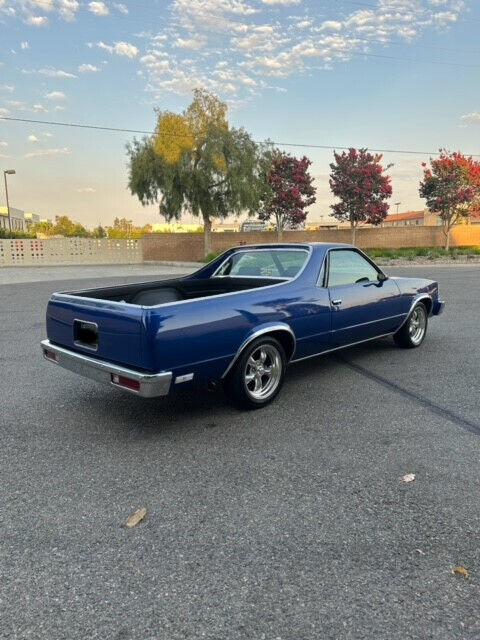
46, 294, 152, 371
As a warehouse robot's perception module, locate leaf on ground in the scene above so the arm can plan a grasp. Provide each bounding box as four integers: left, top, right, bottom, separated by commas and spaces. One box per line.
124, 507, 147, 528
402, 473, 416, 483
452, 566, 469, 579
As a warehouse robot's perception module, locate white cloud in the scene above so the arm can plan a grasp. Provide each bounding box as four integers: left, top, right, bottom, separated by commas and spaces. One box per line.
45, 91, 66, 100
76, 187, 96, 193
318, 20, 343, 32
175, 36, 207, 50
32, 104, 48, 112
32, 67, 77, 78
96, 41, 138, 58
114, 3, 128, 14
25, 147, 70, 158
21, 41, 29, 49
0, 108, 10, 116
53, 105, 66, 112
139, 0, 467, 102
0, 140, 8, 147
78, 63, 100, 73
0, 84, 15, 92
27, 15, 48, 26
59, 0, 80, 21
27, 135, 39, 142
88, 1, 109, 16
461, 112, 480, 124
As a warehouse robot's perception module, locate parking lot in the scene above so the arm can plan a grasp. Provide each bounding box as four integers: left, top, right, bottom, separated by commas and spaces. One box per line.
1, 265, 479, 639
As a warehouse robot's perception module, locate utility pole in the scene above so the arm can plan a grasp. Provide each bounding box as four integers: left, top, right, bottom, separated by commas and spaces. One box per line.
3, 169, 16, 237
395, 202, 401, 215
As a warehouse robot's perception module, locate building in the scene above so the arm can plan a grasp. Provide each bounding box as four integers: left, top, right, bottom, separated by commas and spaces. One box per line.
24, 212, 40, 228
241, 220, 266, 232
0, 206, 27, 232
382, 209, 442, 227
152, 222, 203, 233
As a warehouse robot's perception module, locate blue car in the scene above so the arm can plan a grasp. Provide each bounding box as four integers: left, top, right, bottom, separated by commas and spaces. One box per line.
41, 243, 445, 409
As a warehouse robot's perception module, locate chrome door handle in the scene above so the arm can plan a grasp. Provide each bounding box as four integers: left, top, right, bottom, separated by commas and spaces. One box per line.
332, 299, 342, 306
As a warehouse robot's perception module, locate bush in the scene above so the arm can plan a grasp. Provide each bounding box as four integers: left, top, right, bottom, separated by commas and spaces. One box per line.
0, 228, 35, 239
202, 252, 221, 263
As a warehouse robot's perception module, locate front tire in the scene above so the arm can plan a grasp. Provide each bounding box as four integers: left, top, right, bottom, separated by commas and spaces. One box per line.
394, 302, 428, 349
223, 336, 286, 410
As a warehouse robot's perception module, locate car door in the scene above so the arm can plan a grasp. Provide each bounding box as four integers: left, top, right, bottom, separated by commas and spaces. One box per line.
326, 249, 402, 348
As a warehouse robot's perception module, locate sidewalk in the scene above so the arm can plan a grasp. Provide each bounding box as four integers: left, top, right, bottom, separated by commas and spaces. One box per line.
0, 263, 199, 285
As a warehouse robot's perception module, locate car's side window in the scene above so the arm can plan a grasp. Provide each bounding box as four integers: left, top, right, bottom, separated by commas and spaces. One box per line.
327, 250, 379, 287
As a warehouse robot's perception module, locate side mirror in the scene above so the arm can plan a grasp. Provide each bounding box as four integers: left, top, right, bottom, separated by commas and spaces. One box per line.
377, 272, 388, 282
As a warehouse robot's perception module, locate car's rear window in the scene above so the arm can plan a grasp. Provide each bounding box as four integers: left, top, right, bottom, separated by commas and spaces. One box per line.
214, 249, 309, 279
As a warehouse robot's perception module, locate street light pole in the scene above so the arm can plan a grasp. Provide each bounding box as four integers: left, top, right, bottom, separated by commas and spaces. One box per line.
3, 169, 16, 238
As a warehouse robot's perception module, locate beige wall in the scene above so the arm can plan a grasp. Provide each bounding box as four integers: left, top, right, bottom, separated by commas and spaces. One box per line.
143, 226, 480, 261
0, 238, 142, 267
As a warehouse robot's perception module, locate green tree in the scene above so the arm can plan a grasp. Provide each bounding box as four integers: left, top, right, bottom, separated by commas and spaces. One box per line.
127, 88, 261, 256
53, 215, 90, 237
92, 224, 107, 238
30, 220, 55, 237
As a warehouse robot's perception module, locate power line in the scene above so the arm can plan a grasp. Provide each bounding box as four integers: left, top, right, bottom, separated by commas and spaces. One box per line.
2, 115, 478, 158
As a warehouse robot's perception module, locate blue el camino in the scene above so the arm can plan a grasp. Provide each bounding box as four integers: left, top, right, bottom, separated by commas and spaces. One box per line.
41, 243, 445, 409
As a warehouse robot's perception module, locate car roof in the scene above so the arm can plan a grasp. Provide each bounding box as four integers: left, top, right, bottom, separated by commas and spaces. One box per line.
230, 242, 353, 250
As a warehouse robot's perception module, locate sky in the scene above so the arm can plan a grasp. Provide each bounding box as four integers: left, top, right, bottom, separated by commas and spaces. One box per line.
0, 0, 479, 228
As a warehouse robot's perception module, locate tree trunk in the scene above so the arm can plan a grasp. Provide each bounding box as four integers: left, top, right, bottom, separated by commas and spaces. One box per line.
203, 215, 212, 257
444, 224, 450, 251
276, 214, 283, 242
351, 220, 357, 245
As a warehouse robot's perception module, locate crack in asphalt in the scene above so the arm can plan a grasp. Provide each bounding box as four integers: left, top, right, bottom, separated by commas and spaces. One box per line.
336, 355, 480, 437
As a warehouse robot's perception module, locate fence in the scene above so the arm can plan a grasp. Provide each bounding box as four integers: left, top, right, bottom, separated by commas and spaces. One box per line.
2, 226, 480, 267
142, 226, 480, 262
0, 237, 143, 267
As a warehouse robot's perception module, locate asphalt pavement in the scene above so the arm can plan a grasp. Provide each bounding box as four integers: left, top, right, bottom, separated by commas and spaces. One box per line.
1, 265, 479, 640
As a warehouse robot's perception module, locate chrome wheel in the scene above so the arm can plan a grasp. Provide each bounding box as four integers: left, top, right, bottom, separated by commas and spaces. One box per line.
408, 305, 427, 345
244, 344, 282, 401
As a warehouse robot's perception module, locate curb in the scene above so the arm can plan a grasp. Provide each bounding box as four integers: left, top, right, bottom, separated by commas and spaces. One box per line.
143, 260, 203, 268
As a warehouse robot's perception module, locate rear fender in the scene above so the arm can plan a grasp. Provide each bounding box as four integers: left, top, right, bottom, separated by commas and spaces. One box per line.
222, 322, 296, 379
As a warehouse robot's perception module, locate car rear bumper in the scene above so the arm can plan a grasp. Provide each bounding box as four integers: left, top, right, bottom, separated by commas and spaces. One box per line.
432, 300, 445, 316
41, 339, 172, 398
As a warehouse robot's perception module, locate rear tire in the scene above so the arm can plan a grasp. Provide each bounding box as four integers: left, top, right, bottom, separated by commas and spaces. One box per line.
223, 336, 286, 410
394, 302, 428, 349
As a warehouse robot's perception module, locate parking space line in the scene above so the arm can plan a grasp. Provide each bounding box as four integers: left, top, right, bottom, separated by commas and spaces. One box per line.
336, 355, 480, 436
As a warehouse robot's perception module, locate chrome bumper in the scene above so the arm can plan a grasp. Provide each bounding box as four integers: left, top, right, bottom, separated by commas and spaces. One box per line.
41, 339, 172, 398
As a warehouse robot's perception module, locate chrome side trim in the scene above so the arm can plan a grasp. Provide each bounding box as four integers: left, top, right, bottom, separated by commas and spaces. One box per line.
41, 339, 172, 398
221, 323, 297, 379
336, 313, 406, 332
290, 332, 395, 364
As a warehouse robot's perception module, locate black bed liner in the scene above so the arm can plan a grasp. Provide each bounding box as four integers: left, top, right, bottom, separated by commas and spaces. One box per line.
65, 277, 285, 307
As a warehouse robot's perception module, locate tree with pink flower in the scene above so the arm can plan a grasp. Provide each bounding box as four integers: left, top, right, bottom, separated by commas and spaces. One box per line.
258, 149, 316, 241
419, 150, 480, 250
329, 148, 393, 245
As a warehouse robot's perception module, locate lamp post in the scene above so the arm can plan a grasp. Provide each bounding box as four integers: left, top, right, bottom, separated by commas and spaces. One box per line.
395, 201, 402, 215
3, 169, 16, 237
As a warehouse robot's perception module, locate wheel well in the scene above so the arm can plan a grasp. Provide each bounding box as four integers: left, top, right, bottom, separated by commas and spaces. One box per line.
418, 297, 432, 315
267, 329, 296, 361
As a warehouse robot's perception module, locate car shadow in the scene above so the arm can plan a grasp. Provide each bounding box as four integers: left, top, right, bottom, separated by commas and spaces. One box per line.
74, 338, 398, 439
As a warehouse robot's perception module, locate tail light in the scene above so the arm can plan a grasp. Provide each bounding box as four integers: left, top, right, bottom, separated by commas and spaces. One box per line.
44, 349, 59, 362
111, 374, 141, 392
